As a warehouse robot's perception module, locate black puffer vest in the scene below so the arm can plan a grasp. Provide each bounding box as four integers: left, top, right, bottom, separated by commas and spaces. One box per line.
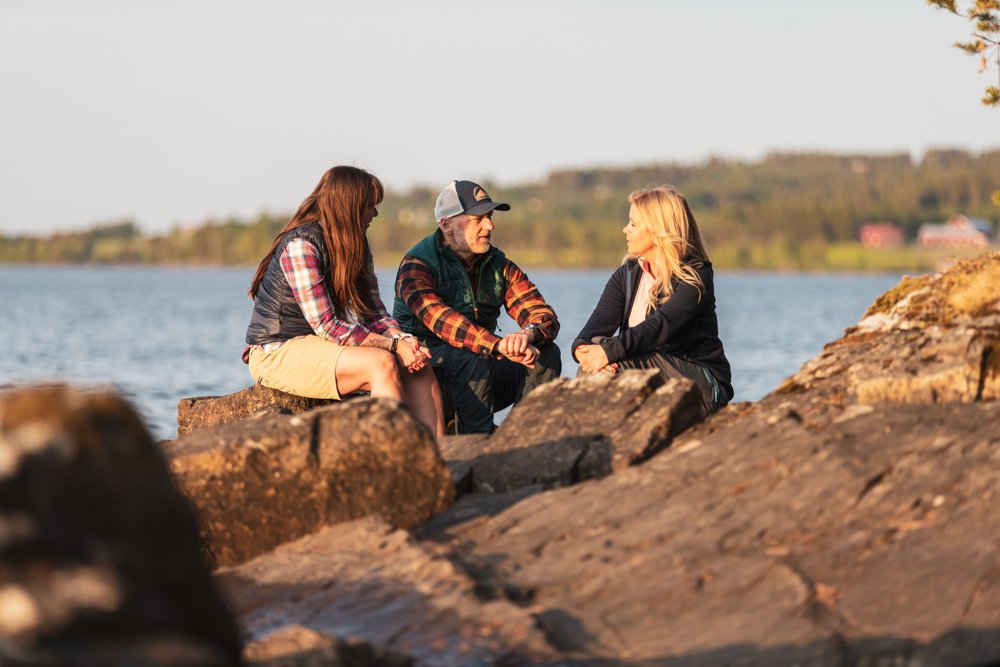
246, 223, 330, 345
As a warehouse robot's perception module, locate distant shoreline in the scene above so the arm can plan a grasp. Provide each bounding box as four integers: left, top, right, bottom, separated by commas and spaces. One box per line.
0, 243, 991, 275
2, 152, 997, 272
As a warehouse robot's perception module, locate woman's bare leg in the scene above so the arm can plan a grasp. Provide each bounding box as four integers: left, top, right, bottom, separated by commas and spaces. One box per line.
335, 347, 403, 399
335, 347, 444, 435
400, 364, 445, 437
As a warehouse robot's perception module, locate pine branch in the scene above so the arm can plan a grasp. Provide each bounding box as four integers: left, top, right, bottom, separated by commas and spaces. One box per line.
928, 0, 959, 13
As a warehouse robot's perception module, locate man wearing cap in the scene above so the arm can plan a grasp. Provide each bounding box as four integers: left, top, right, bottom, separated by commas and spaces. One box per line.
393, 180, 561, 434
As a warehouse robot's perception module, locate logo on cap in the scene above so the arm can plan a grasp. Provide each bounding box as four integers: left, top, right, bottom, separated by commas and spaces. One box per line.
473, 187, 490, 202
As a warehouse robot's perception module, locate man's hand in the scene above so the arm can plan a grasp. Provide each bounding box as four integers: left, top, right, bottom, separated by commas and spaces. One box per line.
499, 342, 539, 368
576, 343, 611, 374
497, 330, 533, 358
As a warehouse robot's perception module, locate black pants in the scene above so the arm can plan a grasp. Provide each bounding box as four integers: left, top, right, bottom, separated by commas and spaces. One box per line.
617, 351, 724, 417
432, 342, 562, 434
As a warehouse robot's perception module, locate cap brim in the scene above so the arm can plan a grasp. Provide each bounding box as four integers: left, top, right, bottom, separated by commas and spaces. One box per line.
465, 201, 511, 216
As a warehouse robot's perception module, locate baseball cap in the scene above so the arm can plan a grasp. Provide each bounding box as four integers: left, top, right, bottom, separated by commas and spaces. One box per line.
434, 180, 511, 221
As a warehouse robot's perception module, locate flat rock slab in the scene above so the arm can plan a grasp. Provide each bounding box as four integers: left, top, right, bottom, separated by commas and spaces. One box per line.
444, 398, 1000, 665
218, 517, 560, 667
244, 624, 414, 666
177, 383, 338, 437
461, 372, 703, 493
0, 385, 241, 666
166, 398, 454, 568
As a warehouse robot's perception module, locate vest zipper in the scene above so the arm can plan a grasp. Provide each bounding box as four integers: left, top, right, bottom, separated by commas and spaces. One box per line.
473, 253, 493, 322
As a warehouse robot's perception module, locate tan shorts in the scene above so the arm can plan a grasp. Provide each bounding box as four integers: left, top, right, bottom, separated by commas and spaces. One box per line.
247, 335, 346, 400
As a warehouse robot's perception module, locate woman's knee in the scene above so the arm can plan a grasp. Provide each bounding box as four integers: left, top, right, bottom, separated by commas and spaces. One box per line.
370, 349, 401, 381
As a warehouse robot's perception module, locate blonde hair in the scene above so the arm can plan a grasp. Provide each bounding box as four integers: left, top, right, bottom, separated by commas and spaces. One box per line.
626, 185, 709, 309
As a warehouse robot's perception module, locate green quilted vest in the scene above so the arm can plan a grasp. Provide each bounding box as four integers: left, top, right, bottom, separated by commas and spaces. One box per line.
392, 231, 506, 349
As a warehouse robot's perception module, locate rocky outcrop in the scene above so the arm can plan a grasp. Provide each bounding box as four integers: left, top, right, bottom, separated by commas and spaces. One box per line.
420, 253, 1000, 665
778, 251, 1000, 407
438, 398, 1000, 665
0, 385, 241, 666
165, 398, 454, 569
177, 383, 338, 437
215, 253, 1000, 666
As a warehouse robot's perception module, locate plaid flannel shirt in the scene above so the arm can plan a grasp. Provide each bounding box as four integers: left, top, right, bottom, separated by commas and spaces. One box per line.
395, 255, 559, 355
247, 237, 397, 358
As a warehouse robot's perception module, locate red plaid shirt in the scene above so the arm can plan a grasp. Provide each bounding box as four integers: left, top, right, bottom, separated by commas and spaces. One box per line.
244, 237, 397, 361
395, 254, 559, 355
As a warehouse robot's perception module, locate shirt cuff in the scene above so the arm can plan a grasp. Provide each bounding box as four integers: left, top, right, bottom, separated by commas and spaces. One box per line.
600, 336, 626, 364
481, 333, 503, 356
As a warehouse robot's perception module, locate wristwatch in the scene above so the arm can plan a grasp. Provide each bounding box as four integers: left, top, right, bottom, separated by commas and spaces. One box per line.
521, 323, 540, 343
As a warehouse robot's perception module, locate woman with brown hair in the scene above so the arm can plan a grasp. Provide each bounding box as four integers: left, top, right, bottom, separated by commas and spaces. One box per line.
244, 166, 445, 435
573, 185, 733, 416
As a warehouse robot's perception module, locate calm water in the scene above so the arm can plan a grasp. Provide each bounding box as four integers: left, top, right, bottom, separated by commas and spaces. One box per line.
0, 266, 902, 440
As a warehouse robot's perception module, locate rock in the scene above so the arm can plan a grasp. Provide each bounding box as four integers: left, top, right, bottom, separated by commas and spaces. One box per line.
436, 433, 489, 493
166, 397, 454, 569
245, 625, 414, 667
606, 376, 706, 468
0, 385, 241, 666
463, 372, 703, 493
177, 384, 338, 437
218, 517, 559, 667
778, 251, 1000, 407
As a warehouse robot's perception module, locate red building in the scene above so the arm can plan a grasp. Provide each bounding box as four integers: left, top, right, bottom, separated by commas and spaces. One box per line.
859, 222, 904, 248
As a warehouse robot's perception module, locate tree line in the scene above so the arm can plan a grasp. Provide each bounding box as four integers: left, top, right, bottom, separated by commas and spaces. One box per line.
2, 149, 997, 271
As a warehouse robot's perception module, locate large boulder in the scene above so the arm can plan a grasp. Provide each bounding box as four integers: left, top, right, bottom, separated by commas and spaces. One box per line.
177, 384, 337, 437
444, 372, 703, 494
166, 397, 454, 569
0, 385, 241, 666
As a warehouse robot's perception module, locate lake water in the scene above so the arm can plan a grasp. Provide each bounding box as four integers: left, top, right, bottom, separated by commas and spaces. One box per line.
0, 266, 903, 440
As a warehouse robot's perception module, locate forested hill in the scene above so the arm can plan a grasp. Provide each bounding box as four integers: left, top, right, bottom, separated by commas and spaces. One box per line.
3, 149, 998, 271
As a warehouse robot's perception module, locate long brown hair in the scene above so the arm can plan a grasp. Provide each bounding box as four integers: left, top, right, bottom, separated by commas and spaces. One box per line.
249, 166, 384, 319
626, 185, 709, 308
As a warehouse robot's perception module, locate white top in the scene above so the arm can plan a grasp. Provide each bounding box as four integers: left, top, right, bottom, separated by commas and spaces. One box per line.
627, 257, 657, 328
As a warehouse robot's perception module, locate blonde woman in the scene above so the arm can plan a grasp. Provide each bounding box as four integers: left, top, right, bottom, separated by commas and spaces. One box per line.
573, 186, 732, 415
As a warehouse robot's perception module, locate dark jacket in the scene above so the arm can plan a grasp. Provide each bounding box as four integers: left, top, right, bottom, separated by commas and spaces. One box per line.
392, 231, 506, 348
246, 223, 329, 345
572, 259, 733, 401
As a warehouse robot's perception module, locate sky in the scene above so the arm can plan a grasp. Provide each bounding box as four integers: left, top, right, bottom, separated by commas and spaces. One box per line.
1, 0, 997, 235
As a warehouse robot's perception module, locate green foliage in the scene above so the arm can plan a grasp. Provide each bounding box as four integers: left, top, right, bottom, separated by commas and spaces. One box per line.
929, 0, 1000, 107
2, 152, 998, 271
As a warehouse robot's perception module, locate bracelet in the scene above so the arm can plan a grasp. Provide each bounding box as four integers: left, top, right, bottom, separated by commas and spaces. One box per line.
390, 336, 399, 354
